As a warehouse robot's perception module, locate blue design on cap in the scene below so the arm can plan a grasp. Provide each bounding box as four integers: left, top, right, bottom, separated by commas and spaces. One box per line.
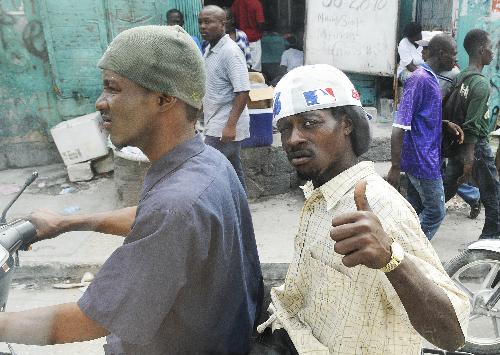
303, 90, 319, 106
273, 92, 282, 117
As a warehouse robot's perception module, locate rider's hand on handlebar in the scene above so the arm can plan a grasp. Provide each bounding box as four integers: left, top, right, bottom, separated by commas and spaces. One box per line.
26, 209, 67, 242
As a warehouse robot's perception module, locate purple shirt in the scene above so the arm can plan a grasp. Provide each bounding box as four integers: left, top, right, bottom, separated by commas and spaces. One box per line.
394, 64, 442, 179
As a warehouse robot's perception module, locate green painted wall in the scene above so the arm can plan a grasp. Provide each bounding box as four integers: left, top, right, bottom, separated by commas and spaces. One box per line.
0, 0, 202, 168
456, 0, 499, 119
0, 0, 58, 140
399, 0, 415, 37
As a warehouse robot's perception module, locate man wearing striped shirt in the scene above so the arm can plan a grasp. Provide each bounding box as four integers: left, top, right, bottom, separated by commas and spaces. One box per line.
198, 5, 250, 189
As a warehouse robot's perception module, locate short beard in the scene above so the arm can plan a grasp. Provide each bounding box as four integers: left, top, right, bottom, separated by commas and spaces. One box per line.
296, 169, 319, 183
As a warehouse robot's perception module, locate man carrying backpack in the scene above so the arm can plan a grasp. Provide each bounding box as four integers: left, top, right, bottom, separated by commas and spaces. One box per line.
443, 29, 497, 239
388, 34, 461, 240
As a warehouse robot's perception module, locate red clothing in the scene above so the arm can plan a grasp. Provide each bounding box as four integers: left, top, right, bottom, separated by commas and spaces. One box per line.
231, 0, 265, 42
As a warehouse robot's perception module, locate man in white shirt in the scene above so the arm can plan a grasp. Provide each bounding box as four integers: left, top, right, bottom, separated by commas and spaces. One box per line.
397, 22, 424, 83
280, 35, 304, 73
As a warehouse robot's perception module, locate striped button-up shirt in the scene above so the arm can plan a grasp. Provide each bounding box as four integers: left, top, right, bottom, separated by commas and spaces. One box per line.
258, 161, 469, 354
234, 29, 252, 68
203, 34, 250, 141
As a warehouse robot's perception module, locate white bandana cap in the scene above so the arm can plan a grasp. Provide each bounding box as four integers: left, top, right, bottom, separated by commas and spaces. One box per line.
415, 30, 443, 47
272, 64, 371, 124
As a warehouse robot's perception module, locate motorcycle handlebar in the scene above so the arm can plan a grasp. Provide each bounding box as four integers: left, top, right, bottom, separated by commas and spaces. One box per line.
0, 220, 37, 254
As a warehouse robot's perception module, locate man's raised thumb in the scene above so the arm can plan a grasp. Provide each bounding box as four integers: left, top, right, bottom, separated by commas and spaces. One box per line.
354, 179, 372, 212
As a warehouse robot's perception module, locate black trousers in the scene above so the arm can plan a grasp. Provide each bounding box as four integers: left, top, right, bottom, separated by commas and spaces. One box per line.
250, 328, 298, 355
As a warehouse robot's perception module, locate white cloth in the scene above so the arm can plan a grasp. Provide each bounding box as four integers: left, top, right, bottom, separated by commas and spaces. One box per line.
249, 39, 262, 72
203, 34, 250, 141
280, 48, 304, 72
397, 37, 424, 78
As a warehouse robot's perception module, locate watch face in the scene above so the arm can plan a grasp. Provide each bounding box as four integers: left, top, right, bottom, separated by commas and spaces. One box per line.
392, 242, 405, 261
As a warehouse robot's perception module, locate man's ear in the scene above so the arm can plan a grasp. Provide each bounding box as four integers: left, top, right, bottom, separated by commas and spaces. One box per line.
342, 117, 353, 136
158, 94, 177, 113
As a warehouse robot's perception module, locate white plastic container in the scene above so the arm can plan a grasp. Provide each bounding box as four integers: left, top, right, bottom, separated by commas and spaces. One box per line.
50, 112, 108, 166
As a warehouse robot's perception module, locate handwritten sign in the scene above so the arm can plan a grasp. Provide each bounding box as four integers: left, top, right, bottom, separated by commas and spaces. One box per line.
304, 0, 399, 76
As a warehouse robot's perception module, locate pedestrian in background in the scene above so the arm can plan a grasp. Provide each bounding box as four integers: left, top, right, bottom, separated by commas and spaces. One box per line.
199, 5, 251, 190
166, 8, 203, 52
231, 0, 265, 72
388, 34, 462, 240
418, 31, 482, 219
443, 29, 499, 239
279, 35, 304, 73
397, 22, 424, 84
225, 7, 252, 69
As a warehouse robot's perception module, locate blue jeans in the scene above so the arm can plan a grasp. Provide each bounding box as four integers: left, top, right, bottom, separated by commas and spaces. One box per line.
441, 160, 480, 206
444, 138, 500, 239
457, 183, 480, 206
406, 174, 446, 240
204, 136, 247, 192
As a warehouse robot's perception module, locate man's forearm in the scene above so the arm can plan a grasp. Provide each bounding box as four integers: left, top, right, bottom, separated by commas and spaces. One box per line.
386, 258, 465, 351
227, 91, 249, 127
61, 207, 136, 237
0, 303, 108, 345
390, 127, 404, 168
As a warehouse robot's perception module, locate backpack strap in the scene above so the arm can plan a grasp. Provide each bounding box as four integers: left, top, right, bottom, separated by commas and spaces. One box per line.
453, 72, 484, 89
443, 72, 484, 103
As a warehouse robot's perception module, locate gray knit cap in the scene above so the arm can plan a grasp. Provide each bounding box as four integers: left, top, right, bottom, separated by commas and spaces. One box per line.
98, 25, 205, 109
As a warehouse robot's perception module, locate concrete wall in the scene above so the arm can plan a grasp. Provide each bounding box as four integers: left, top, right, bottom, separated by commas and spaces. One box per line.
243, 125, 391, 199
113, 122, 392, 203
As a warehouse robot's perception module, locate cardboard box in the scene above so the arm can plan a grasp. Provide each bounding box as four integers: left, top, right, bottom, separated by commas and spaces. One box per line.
248, 86, 274, 109
249, 72, 266, 84
51, 112, 108, 166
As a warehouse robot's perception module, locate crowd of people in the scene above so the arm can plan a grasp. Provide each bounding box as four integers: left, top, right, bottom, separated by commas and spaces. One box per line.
390, 23, 496, 242
0, 3, 497, 355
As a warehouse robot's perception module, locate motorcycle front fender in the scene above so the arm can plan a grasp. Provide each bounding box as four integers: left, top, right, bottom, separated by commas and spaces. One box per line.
468, 239, 500, 254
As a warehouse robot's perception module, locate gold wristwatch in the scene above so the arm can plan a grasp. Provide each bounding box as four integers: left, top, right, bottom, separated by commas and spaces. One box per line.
380, 241, 405, 273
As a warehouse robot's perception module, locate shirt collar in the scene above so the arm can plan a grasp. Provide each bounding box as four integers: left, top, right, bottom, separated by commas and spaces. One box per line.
420, 63, 439, 84
301, 161, 376, 211
207, 34, 229, 54
141, 134, 205, 200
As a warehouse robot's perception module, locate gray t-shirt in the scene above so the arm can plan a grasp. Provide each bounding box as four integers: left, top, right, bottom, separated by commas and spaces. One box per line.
280, 48, 304, 72
437, 66, 460, 97
203, 34, 251, 141
78, 135, 263, 354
